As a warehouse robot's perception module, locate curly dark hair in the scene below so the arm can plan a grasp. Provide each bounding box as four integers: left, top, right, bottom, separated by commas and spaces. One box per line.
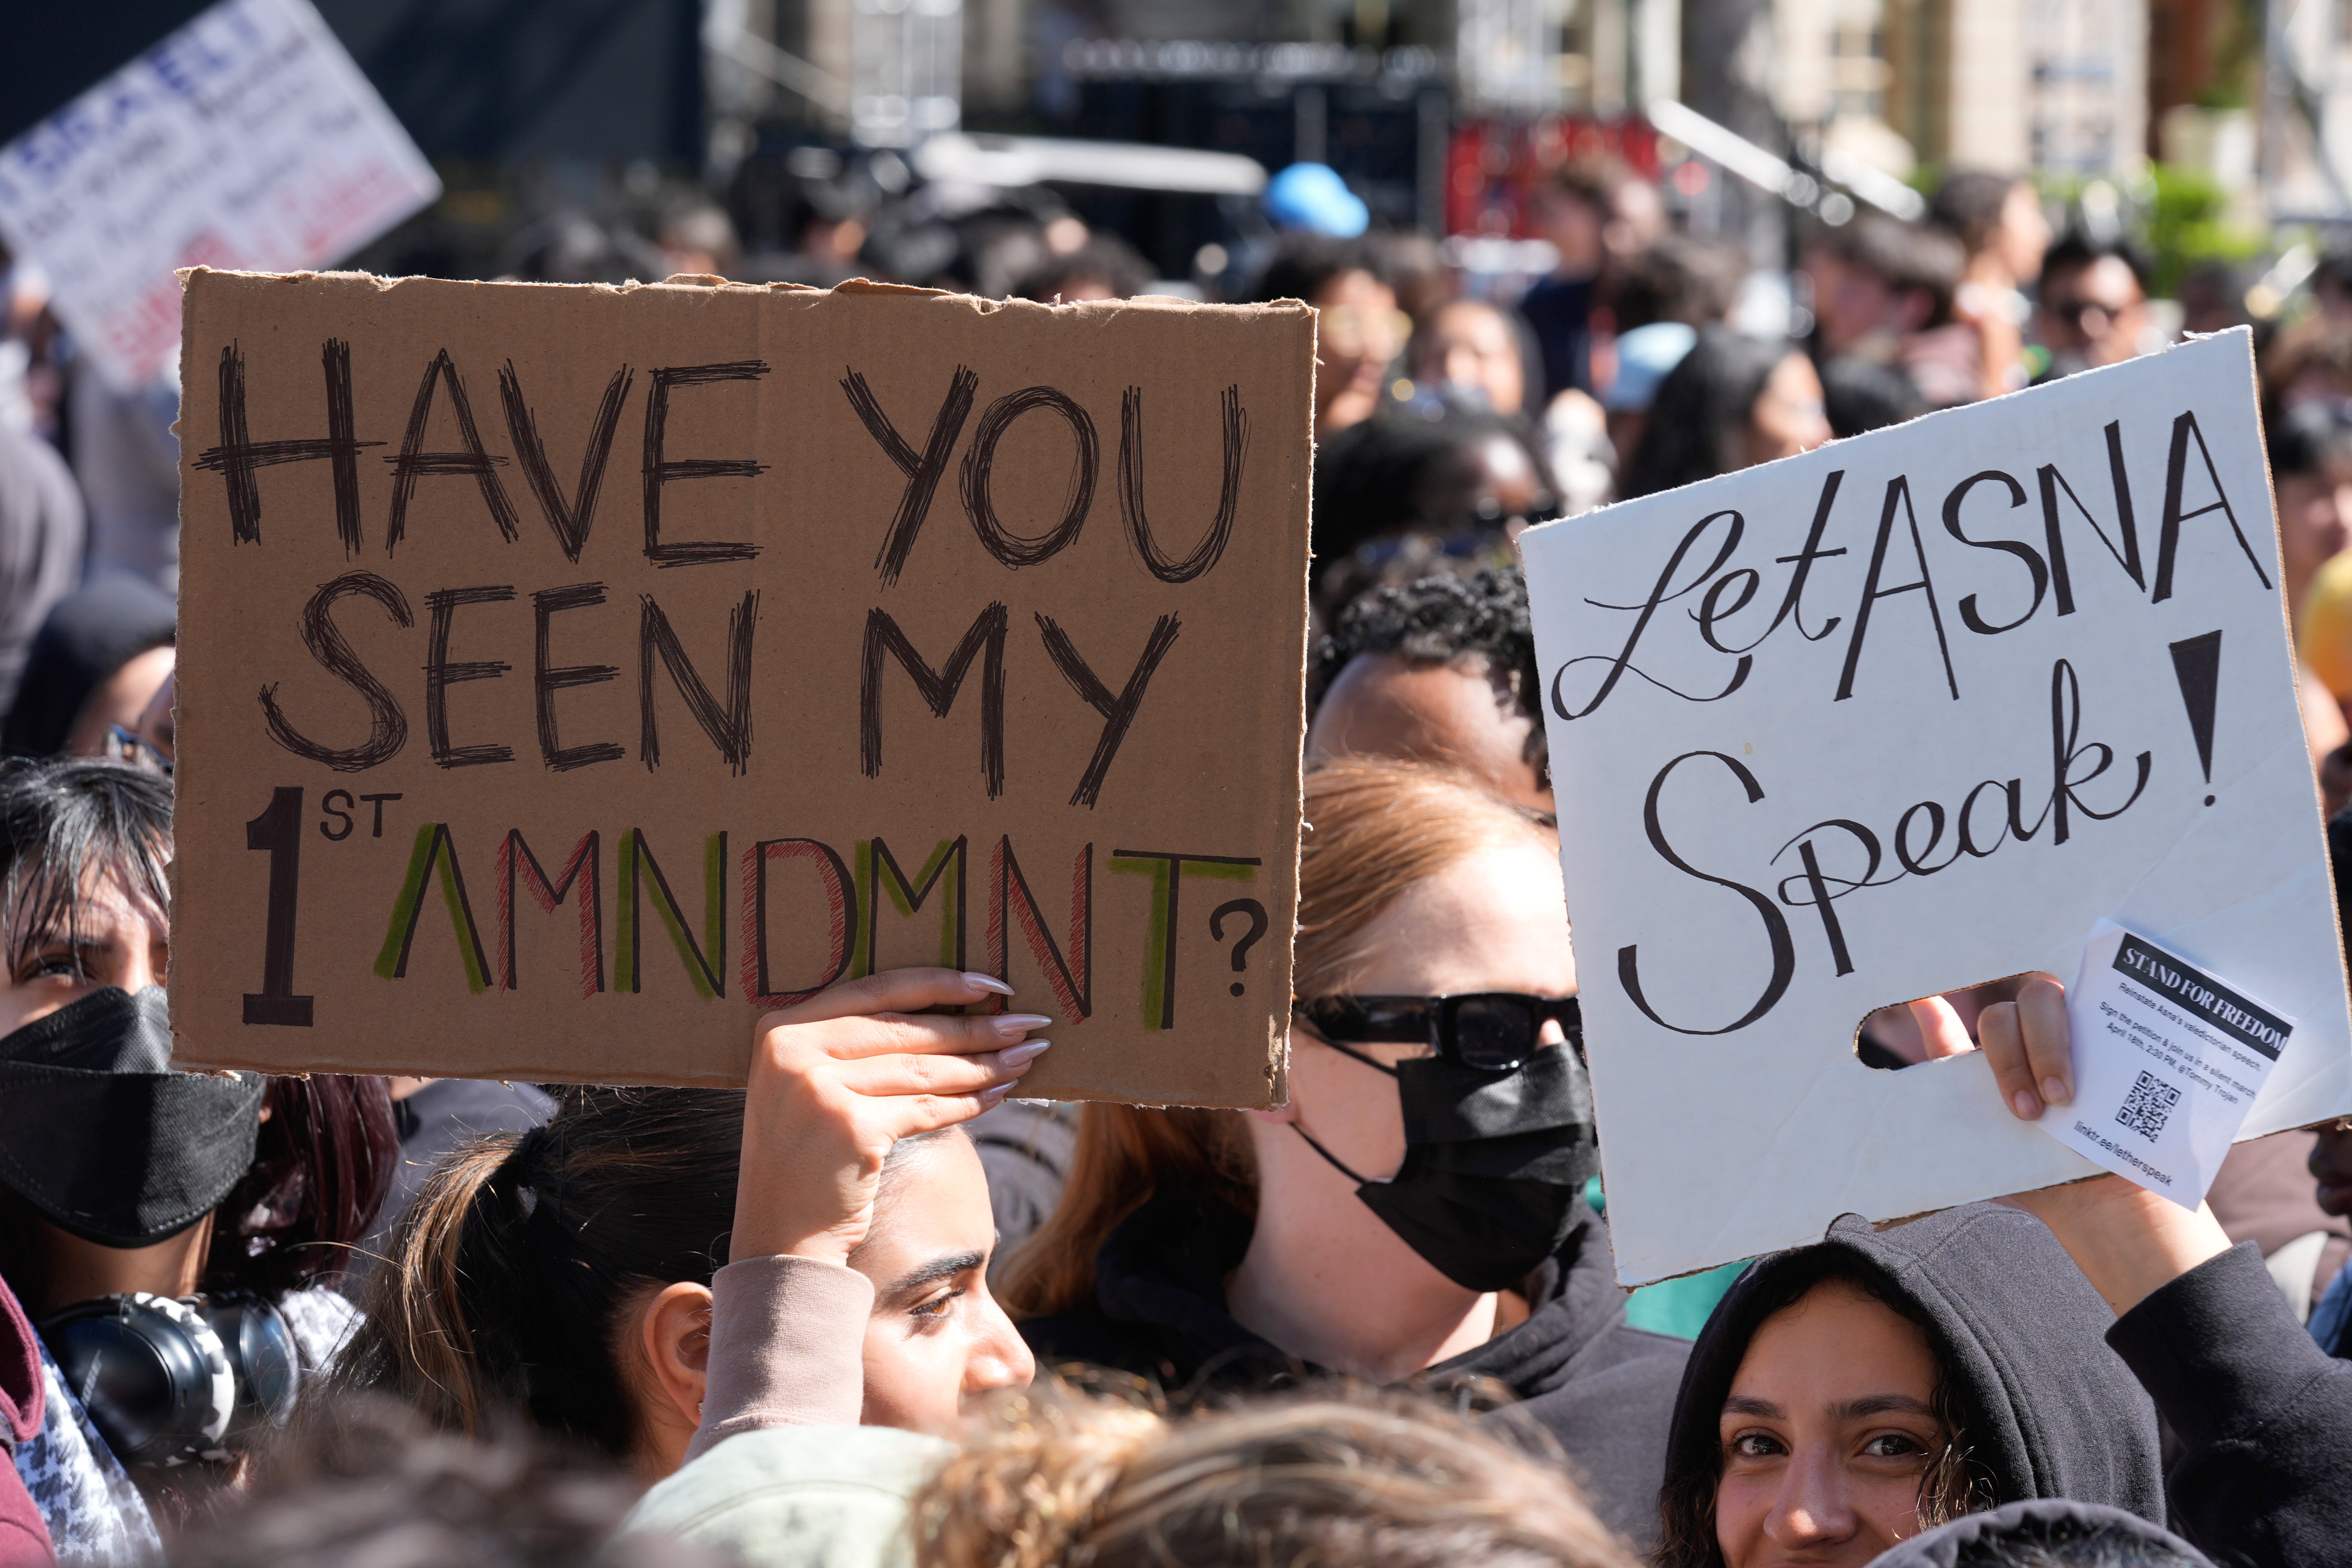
1309, 569, 1547, 786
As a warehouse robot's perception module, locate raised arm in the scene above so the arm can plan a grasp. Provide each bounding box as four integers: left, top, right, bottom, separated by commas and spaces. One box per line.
1980, 975, 2352, 1567
691, 969, 1049, 1458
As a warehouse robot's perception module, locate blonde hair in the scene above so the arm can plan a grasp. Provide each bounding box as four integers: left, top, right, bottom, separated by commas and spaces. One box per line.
917, 1381, 1636, 1568
996, 759, 1546, 1318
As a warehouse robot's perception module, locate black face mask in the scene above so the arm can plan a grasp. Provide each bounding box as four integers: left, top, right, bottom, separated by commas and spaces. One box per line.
0, 986, 266, 1246
1292, 1044, 1599, 1292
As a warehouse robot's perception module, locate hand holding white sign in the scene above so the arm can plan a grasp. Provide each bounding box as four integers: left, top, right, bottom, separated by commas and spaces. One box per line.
1978, 975, 2236, 1315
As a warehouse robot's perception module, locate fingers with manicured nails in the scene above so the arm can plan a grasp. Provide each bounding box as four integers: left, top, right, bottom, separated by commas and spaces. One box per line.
1907, 995, 1976, 1060
797, 1007, 1052, 1063
732, 970, 1053, 1267
2015, 973, 2073, 1108
757, 967, 1017, 1030
835, 1042, 1049, 1103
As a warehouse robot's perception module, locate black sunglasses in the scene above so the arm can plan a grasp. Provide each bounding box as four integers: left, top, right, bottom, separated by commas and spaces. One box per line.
1290, 993, 1582, 1073
1470, 494, 1565, 528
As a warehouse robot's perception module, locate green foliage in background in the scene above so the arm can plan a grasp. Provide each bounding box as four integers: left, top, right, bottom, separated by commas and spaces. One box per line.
2142, 164, 2264, 298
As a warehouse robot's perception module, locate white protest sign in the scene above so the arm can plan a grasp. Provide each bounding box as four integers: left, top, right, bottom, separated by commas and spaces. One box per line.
1520, 330, 2352, 1286
0, 0, 438, 391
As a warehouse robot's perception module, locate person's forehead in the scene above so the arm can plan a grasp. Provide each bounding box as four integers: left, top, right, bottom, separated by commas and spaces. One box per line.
2082, 256, 2141, 301
9, 857, 166, 931
1350, 839, 1569, 993
1614, 180, 1663, 219
867, 1134, 993, 1259
1435, 301, 1510, 342
1735, 1278, 1935, 1385
1313, 654, 1532, 784
1317, 269, 1391, 308
1473, 431, 1534, 475
1343, 651, 1512, 725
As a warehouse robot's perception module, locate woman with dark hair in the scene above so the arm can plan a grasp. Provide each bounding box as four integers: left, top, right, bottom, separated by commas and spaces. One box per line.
0, 576, 175, 761
1251, 236, 1401, 439
1621, 327, 1829, 499
1310, 410, 1560, 620
1658, 975, 2352, 1568
1931, 169, 2050, 400
0, 759, 394, 1557
334, 968, 1045, 1477
1652, 1203, 2162, 1567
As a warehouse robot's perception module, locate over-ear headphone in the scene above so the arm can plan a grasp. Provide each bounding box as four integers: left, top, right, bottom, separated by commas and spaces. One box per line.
40, 1293, 301, 1467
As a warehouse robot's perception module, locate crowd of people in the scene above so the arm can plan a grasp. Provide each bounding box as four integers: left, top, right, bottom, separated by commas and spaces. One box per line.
0, 151, 2348, 1568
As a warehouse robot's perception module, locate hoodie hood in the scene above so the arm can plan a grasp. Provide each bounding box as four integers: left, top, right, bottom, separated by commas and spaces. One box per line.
1872, 1499, 2212, 1567
1662, 1203, 2163, 1534
1089, 1183, 1626, 1399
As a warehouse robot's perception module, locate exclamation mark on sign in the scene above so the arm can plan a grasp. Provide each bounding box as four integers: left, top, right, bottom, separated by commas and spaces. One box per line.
2169, 630, 2222, 806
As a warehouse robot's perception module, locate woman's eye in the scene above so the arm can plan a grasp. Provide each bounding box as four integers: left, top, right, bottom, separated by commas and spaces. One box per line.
1863, 1432, 1930, 1459
1728, 1432, 1785, 1459
19, 949, 88, 984
909, 1286, 966, 1321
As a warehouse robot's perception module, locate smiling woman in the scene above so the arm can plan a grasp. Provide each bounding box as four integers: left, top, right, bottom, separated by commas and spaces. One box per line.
1705, 1260, 1982, 1565
1653, 1204, 2166, 1568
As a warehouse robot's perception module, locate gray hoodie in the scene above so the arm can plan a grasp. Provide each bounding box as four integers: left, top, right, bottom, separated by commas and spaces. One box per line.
1657, 1202, 2165, 1561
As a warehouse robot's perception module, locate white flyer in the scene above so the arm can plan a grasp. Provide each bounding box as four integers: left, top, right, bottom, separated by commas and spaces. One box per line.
0, 0, 439, 390
2056, 919, 2293, 1207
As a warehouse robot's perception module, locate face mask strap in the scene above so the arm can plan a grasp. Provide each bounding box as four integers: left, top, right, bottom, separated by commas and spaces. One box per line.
1314, 1034, 1401, 1079
1289, 1122, 1383, 1187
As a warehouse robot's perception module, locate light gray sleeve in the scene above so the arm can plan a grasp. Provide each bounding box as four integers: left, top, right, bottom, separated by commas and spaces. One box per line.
688, 1254, 876, 1461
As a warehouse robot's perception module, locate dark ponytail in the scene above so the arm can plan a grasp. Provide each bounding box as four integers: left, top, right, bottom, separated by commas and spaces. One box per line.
334, 1087, 744, 1457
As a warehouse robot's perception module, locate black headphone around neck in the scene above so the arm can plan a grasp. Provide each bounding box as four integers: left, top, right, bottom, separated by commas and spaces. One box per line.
40, 1292, 301, 1467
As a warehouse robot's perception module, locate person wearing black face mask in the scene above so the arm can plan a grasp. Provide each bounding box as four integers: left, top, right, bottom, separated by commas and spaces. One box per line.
1004, 761, 1686, 1553
0, 760, 396, 1555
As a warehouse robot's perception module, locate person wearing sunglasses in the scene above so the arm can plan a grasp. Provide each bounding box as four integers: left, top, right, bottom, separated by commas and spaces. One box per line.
2029, 235, 2153, 384
1001, 760, 1686, 1553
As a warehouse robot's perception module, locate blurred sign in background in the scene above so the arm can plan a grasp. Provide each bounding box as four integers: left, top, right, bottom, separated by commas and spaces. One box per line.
0, 0, 439, 390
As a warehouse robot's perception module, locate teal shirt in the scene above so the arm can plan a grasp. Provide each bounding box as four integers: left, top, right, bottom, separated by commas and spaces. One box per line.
1585, 1176, 1748, 1339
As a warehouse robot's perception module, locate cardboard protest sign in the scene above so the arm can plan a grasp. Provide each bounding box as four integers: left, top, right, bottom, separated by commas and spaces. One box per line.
0, 0, 438, 391
170, 270, 1312, 1107
1519, 330, 2352, 1285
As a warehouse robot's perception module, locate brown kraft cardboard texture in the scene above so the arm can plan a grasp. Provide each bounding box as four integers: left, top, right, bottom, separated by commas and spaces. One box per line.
169, 270, 1311, 1105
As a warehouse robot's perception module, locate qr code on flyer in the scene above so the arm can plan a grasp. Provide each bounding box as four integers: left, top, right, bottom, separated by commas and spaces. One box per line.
2116, 1070, 2181, 1142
